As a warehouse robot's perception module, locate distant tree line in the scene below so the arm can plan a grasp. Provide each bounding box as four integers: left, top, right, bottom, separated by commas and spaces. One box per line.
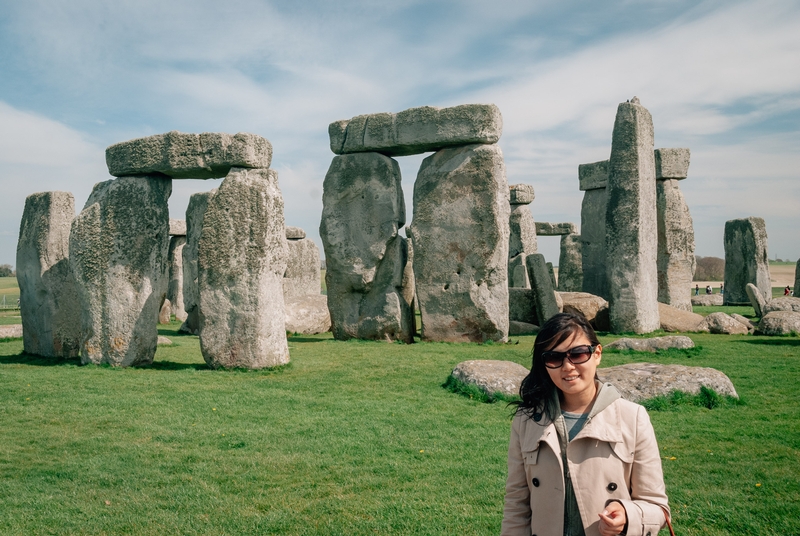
0, 264, 14, 277
693, 256, 724, 281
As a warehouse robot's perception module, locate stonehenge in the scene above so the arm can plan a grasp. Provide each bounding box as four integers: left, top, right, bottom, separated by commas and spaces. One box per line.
323, 103, 510, 343
69, 176, 172, 367
605, 98, 660, 334
283, 226, 322, 300
533, 221, 582, 293
180, 191, 214, 335
723, 217, 771, 305
508, 184, 537, 288
578, 99, 697, 332
198, 167, 290, 369
16, 191, 81, 358
159, 223, 188, 324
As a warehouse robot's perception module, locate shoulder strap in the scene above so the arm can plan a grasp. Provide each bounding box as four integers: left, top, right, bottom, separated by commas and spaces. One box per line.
660, 506, 676, 536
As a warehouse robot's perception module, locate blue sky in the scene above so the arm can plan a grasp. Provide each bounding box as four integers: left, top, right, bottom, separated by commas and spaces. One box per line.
1, 0, 798, 268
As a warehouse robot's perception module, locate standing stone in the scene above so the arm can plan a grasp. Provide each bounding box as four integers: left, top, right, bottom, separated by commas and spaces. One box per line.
70, 177, 171, 366
198, 168, 289, 369
409, 144, 509, 342
745, 283, 767, 317
163, 235, 188, 321
546, 262, 557, 289
557, 234, 583, 292
180, 191, 214, 335
579, 160, 609, 299
16, 191, 81, 357
525, 253, 560, 326
508, 184, 537, 288
723, 217, 771, 305
320, 152, 414, 342
284, 231, 322, 300
656, 177, 695, 312
606, 98, 660, 334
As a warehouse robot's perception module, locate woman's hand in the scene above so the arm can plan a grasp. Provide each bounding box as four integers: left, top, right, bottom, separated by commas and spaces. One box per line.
598, 501, 627, 535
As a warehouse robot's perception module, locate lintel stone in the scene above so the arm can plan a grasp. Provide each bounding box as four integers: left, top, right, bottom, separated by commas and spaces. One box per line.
655, 148, 690, 180
286, 226, 306, 240
578, 160, 609, 191
106, 131, 272, 179
509, 184, 535, 205
535, 222, 577, 236
329, 104, 502, 157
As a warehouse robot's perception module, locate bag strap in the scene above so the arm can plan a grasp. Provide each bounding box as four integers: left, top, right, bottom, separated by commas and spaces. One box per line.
660, 506, 675, 536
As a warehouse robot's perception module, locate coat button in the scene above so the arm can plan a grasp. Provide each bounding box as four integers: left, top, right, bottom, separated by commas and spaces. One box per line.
532, 478, 540, 487
607, 482, 618, 492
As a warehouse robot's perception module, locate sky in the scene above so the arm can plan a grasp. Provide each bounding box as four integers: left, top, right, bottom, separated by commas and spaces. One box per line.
1, 0, 799, 269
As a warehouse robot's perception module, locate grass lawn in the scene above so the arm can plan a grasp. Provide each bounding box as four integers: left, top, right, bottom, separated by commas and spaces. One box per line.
1, 316, 799, 535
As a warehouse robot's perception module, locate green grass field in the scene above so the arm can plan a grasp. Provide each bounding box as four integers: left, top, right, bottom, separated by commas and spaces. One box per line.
1, 316, 799, 534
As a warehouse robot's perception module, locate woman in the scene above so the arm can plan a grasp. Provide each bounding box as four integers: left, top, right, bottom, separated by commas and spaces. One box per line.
502, 313, 670, 536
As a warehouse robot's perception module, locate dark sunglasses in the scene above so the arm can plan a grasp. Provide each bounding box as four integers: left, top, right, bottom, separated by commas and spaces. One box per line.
541, 345, 596, 369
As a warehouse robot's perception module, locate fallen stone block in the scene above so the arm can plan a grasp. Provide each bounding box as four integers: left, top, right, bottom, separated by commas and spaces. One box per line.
757, 311, 800, 335
284, 294, 331, 335
599, 363, 737, 403
509, 321, 539, 336
329, 104, 502, 157
763, 297, 800, 314
697, 312, 750, 335
690, 294, 723, 306
658, 302, 704, 332
559, 292, 608, 326
450, 360, 529, 398
730, 313, 756, 333
106, 131, 272, 179
509, 288, 537, 324
605, 335, 695, 352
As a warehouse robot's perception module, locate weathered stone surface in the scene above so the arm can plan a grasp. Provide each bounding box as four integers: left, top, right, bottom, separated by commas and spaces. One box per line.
509, 321, 539, 336
409, 144, 509, 342
508, 254, 530, 288
763, 297, 800, 314
547, 262, 557, 289
284, 294, 331, 335
16, 191, 81, 358
535, 222, 577, 236
691, 294, 723, 306
0, 324, 23, 339
578, 160, 608, 191
606, 335, 695, 352
557, 234, 583, 292
509, 183, 535, 205
606, 99, 659, 334
658, 302, 704, 332
284, 237, 322, 300
320, 152, 414, 342
329, 104, 502, 157
451, 360, 529, 398
599, 363, 738, 403
169, 218, 186, 236
657, 178, 695, 312
157, 335, 172, 345
723, 217, 771, 305
746, 283, 767, 317
795, 259, 800, 298
158, 299, 172, 324
697, 312, 749, 335
525, 253, 560, 326
164, 235, 187, 322
509, 205, 537, 260
559, 292, 609, 326
285, 226, 306, 240
106, 131, 272, 179
509, 288, 537, 324
730, 313, 756, 333
580, 187, 609, 298
757, 311, 800, 335
655, 148, 690, 180
70, 177, 171, 366
198, 168, 289, 369
180, 191, 214, 335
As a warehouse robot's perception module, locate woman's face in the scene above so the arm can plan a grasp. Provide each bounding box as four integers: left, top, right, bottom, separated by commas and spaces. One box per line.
544, 330, 602, 402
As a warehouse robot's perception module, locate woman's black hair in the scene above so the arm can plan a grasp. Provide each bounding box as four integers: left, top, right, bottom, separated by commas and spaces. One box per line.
510, 312, 601, 423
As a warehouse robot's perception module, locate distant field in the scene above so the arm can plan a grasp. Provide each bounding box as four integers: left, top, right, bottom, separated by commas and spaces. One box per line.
0, 276, 19, 308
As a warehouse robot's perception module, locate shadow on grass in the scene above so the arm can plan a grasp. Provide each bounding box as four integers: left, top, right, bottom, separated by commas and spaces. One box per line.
149, 361, 210, 371
0, 352, 81, 366
732, 338, 800, 346
287, 337, 329, 343
157, 328, 196, 338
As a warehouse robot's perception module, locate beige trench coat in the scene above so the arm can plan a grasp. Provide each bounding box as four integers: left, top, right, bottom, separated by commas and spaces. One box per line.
501, 398, 669, 536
